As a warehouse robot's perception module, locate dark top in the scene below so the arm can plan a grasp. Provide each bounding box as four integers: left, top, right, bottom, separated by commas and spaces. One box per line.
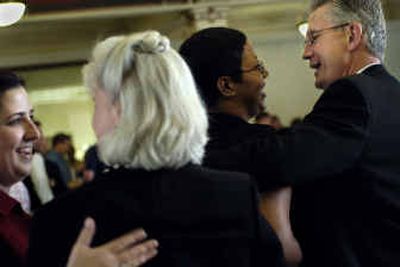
22, 176, 42, 212
0, 190, 31, 267
204, 113, 285, 192
83, 145, 108, 178
280, 65, 400, 267
46, 150, 72, 187
28, 164, 284, 267
45, 158, 69, 197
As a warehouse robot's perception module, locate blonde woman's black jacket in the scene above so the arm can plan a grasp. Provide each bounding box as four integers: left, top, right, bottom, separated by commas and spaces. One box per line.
27, 164, 285, 267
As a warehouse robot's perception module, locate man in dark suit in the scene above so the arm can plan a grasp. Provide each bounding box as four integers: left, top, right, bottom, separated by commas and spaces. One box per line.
280, 1, 400, 266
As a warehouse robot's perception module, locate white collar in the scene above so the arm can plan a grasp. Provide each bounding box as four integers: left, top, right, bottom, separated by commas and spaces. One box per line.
356, 62, 381, 74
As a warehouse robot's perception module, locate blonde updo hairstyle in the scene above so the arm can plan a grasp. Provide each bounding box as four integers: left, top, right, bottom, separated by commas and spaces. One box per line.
83, 31, 208, 170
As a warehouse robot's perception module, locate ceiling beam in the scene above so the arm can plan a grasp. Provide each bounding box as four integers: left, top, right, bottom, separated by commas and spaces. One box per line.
22, 0, 300, 23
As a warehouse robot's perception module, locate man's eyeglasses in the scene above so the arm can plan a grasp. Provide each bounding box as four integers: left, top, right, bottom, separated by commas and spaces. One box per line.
241, 59, 269, 78
304, 22, 350, 46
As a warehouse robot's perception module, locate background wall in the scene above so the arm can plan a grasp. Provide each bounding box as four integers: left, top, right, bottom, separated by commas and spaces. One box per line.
19, 19, 400, 160
250, 30, 320, 125
22, 66, 94, 159
385, 20, 400, 80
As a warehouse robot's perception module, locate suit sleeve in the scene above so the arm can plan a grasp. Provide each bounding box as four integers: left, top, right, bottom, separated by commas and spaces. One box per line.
204, 128, 285, 192
279, 79, 370, 185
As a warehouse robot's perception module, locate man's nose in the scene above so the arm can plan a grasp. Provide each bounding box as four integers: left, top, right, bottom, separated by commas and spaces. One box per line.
302, 44, 312, 60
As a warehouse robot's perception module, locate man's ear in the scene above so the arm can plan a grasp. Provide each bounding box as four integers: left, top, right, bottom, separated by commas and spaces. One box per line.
217, 76, 236, 97
347, 22, 363, 51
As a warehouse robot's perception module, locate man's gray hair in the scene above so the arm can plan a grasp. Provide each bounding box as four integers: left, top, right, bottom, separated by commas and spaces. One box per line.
83, 31, 208, 170
310, 0, 387, 61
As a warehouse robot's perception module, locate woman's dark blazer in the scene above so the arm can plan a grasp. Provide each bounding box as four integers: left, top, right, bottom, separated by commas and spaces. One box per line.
27, 164, 284, 267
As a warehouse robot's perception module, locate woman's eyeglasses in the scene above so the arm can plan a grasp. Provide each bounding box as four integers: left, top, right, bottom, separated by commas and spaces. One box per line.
240, 59, 268, 78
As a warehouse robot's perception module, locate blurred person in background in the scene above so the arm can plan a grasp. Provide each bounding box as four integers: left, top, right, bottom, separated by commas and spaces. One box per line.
255, 112, 284, 130
254, 111, 273, 127
82, 144, 108, 183
46, 133, 73, 189
22, 120, 54, 211
289, 117, 302, 128
66, 143, 84, 189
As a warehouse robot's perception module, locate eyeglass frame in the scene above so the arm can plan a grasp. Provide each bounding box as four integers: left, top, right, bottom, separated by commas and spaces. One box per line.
304, 22, 350, 47
232, 59, 268, 78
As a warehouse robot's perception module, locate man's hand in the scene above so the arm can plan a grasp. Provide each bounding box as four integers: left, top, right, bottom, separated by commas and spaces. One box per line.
67, 217, 158, 267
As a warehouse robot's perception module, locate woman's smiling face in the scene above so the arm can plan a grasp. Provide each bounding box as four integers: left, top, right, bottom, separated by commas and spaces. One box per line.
0, 86, 40, 190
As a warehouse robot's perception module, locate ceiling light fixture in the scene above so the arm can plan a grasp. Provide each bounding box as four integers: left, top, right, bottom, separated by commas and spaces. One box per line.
0, 2, 25, 27
297, 21, 308, 38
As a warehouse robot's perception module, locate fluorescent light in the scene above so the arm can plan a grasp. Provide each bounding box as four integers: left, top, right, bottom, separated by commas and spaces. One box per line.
0, 2, 25, 27
297, 21, 308, 38
29, 86, 91, 105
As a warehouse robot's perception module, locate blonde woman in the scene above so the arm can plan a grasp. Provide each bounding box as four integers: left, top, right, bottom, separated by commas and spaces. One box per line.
28, 31, 283, 267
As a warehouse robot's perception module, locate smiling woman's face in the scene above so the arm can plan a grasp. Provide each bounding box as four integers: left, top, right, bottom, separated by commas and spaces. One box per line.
0, 87, 39, 190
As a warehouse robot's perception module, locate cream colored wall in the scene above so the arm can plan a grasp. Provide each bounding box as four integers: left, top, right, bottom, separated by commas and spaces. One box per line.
20, 66, 95, 160
385, 20, 400, 80
18, 21, 400, 158
34, 100, 95, 160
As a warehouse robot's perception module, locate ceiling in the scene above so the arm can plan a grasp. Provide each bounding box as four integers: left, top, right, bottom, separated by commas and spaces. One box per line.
1, 0, 399, 71
26, 0, 188, 13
